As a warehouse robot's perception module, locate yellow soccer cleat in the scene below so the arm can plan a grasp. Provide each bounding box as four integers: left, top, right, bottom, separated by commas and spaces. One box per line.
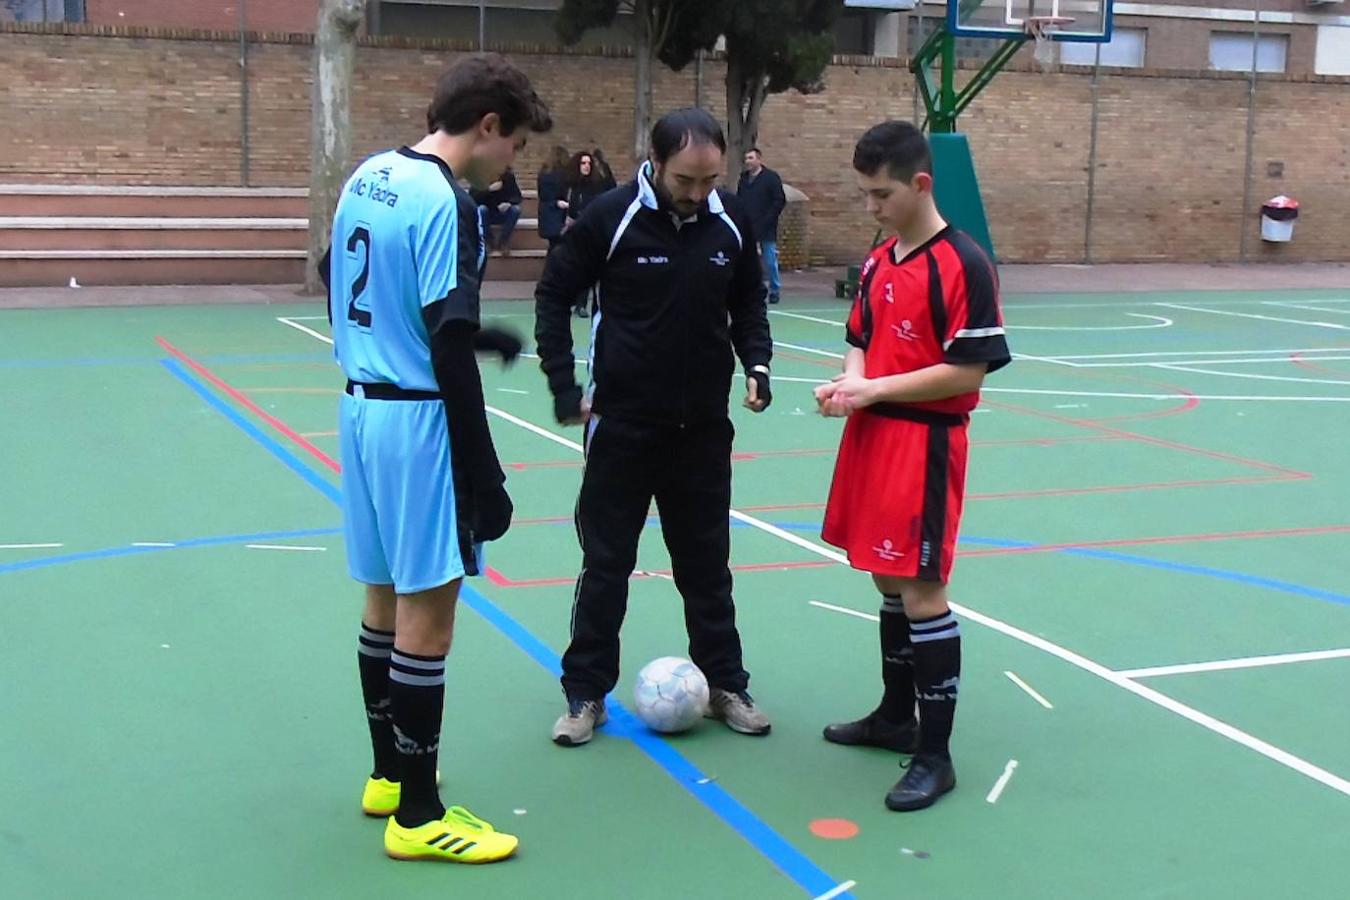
384, 806, 519, 864
360, 770, 441, 817
362, 777, 401, 817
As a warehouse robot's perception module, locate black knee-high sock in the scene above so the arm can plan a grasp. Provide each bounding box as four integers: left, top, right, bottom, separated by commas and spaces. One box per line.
877, 594, 916, 724
910, 610, 961, 758
357, 624, 399, 780
389, 649, 447, 827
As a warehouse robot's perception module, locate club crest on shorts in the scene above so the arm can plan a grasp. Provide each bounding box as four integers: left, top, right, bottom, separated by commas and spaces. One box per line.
873, 538, 904, 562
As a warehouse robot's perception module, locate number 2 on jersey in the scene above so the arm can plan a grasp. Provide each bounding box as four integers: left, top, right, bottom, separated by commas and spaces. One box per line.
346, 224, 372, 329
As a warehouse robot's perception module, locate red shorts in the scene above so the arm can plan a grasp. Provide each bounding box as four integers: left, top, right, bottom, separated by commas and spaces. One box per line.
821, 410, 969, 583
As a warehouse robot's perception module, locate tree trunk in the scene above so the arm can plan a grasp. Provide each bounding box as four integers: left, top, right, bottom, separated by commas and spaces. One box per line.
632, 0, 653, 164
724, 53, 768, 175
307, 0, 367, 295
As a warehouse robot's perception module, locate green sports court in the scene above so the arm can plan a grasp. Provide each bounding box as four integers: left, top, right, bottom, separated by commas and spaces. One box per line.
3, 286, 1349, 898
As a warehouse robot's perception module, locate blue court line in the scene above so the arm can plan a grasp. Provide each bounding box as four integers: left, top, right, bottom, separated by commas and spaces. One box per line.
961, 536, 1350, 607
161, 358, 342, 502
0, 351, 332, 370
0, 528, 342, 576
160, 357, 852, 900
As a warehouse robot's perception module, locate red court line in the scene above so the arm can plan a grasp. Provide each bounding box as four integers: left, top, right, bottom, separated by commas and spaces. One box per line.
960, 523, 1350, 559
1089, 371, 1201, 423
158, 336, 342, 474
1290, 352, 1350, 377
486, 558, 834, 589
773, 350, 838, 370
984, 400, 1310, 478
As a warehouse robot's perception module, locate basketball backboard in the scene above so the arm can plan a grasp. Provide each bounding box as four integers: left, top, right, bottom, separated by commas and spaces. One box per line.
948, 0, 1114, 42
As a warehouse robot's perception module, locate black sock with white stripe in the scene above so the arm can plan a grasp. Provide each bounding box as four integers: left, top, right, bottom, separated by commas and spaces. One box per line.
910, 610, 961, 759
878, 594, 916, 724
357, 624, 399, 781
390, 649, 447, 827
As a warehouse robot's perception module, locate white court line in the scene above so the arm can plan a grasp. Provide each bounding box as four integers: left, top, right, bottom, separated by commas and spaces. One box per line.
131, 542, 176, 548
245, 544, 327, 552
278, 316, 334, 344
813, 880, 858, 900
1153, 363, 1350, 387
1011, 313, 1173, 332
1158, 303, 1350, 331
284, 314, 1350, 800
497, 388, 529, 395
794, 297, 1350, 313
1265, 302, 1350, 316
770, 310, 844, 327
982, 387, 1350, 403
1117, 648, 1350, 679
776, 375, 829, 385
1069, 355, 1350, 369
774, 340, 845, 360
1049, 347, 1350, 361
809, 600, 880, 623
986, 760, 1019, 804
0, 542, 63, 549
285, 314, 329, 321
1004, 671, 1054, 709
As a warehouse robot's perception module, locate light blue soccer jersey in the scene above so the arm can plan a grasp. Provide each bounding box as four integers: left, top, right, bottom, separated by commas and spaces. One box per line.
328, 147, 486, 391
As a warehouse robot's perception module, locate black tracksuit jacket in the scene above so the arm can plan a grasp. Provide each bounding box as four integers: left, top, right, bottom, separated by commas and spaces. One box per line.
535, 163, 772, 425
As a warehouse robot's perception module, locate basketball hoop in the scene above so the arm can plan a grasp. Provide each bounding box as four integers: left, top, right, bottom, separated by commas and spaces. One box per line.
1024, 15, 1074, 68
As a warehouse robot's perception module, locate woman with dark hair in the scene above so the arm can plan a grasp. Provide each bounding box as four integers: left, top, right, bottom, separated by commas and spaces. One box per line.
591, 147, 618, 192
536, 144, 571, 252
564, 151, 607, 317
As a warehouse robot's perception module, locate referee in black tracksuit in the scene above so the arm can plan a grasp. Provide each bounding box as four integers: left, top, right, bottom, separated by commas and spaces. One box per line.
536, 108, 775, 746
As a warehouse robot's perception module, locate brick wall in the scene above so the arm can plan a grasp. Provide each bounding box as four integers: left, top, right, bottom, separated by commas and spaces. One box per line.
86, 0, 321, 34
2, 24, 1346, 265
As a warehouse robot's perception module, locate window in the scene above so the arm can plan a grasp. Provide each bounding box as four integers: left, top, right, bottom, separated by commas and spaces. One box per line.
1209, 31, 1289, 73
0, 0, 83, 22
1060, 27, 1146, 68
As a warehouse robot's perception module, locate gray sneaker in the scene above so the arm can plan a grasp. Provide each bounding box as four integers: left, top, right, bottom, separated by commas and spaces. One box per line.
552, 698, 608, 747
707, 688, 772, 735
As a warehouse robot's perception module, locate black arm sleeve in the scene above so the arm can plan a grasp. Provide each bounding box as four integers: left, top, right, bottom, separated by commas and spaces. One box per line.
727, 207, 772, 371
423, 312, 504, 491
534, 205, 608, 399
319, 245, 333, 326
503, 171, 522, 205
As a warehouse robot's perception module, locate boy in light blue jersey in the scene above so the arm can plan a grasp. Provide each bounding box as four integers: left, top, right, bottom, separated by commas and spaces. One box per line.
322, 53, 551, 864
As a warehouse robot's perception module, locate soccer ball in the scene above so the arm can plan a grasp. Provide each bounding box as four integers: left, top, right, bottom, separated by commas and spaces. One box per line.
633, 657, 710, 734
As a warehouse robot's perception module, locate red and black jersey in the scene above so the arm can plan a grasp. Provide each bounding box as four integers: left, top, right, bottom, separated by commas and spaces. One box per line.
845, 227, 1010, 417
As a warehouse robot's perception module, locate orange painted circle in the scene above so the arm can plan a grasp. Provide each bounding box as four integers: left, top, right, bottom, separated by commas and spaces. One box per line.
809, 818, 860, 840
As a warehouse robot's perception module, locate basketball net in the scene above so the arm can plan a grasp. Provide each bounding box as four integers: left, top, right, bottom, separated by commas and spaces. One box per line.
1025, 15, 1074, 69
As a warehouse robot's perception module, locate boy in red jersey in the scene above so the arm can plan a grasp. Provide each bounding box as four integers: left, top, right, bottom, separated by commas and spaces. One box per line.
816, 121, 1011, 812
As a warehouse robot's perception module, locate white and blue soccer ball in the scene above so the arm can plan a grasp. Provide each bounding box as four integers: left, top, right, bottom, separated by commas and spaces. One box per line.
633, 656, 710, 734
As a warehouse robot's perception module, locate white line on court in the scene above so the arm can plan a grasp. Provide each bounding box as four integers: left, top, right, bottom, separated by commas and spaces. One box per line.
809, 600, 880, 622
278, 316, 334, 344
1116, 648, 1350, 679
1264, 302, 1350, 316
1048, 347, 1350, 361
0, 543, 63, 549
775, 375, 829, 385
131, 542, 176, 548
1068, 355, 1350, 369
813, 880, 858, 900
982, 388, 1350, 403
284, 315, 329, 321
770, 310, 844, 327
497, 388, 529, 395
1152, 364, 1350, 387
986, 760, 1019, 804
1004, 671, 1054, 709
792, 296, 1350, 313
774, 340, 846, 360
282, 315, 1350, 800
1157, 303, 1350, 331
1010, 313, 1173, 332
245, 544, 327, 552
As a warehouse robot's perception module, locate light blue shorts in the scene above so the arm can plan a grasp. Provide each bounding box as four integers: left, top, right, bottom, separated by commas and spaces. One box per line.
338, 392, 482, 593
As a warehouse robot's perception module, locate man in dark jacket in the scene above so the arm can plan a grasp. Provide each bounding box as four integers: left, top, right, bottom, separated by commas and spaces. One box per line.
535, 108, 774, 747
470, 166, 523, 254
736, 148, 786, 304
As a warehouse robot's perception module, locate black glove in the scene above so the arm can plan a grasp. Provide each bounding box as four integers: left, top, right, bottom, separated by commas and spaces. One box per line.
471, 481, 514, 543
747, 366, 772, 411
473, 326, 523, 365
553, 384, 585, 424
